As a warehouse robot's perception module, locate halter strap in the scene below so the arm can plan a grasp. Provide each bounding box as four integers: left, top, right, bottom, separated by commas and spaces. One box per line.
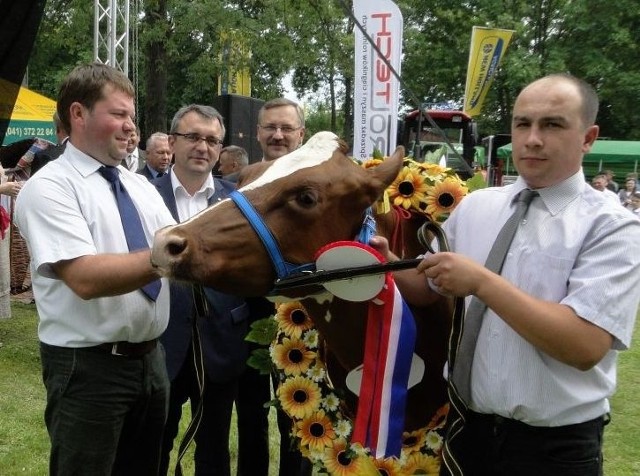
229, 191, 315, 280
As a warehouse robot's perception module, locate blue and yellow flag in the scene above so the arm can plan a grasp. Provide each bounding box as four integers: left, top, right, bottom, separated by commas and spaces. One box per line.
463, 27, 514, 117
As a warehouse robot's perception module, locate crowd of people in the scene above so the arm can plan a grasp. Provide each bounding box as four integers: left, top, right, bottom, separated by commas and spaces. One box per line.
3, 62, 640, 476
590, 169, 639, 215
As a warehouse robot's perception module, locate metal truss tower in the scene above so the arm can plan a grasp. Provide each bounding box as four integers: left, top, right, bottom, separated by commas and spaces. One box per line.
93, 0, 131, 75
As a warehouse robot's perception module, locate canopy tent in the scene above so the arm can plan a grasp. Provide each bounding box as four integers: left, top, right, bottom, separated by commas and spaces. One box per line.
497, 140, 640, 179
0, 80, 57, 146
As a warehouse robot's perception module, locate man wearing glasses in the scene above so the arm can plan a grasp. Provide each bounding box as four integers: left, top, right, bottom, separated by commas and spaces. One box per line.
256, 97, 305, 162
236, 97, 312, 476
155, 104, 250, 475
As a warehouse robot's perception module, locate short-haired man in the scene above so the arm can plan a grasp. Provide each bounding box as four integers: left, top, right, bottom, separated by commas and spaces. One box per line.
14, 62, 175, 474
256, 97, 305, 161
218, 145, 249, 182
154, 104, 250, 475
139, 132, 171, 180
124, 124, 142, 171
371, 74, 640, 475
237, 97, 312, 476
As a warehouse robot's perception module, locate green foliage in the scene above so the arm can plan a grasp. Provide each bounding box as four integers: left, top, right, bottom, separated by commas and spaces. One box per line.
466, 171, 488, 192
25, 0, 640, 145
245, 316, 278, 345
246, 347, 275, 375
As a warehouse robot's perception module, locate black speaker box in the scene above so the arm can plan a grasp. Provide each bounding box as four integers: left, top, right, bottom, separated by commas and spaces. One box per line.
212, 94, 265, 164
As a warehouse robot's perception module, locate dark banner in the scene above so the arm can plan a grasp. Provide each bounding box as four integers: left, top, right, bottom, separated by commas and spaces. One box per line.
0, 0, 47, 145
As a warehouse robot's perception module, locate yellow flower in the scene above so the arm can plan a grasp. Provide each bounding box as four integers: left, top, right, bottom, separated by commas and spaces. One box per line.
323, 439, 379, 476
404, 452, 441, 475
427, 403, 449, 430
296, 409, 336, 452
373, 456, 405, 476
424, 177, 468, 220
277, 375, 322, 419
276, 302, 314, 339
402, 427, 428, 454
273, 337, 316, 375
387, 166, 430, 210
362, 158, 384, 169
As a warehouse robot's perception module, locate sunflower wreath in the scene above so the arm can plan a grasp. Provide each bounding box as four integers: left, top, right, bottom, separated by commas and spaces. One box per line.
269, 301, 450, 475
360, 152, 469, 222
246, 155, 470, 475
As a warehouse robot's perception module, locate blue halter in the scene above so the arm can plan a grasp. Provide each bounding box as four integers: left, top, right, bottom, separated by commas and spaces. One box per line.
229, 190, 375, 281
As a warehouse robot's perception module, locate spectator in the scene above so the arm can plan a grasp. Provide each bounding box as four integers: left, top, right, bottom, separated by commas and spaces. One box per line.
139, 132, 171, 181
217, 145, 249, 182
155, 104, 249, 476
618, 176, 637, 209
0, 163, 21, 318
598, 169, 619, 192
31, 111, 69, 176
124, 124, 143, 171
236, 97, 311, 476
371, 73, 640, 475
13, 62, 175, 474
591, 174, 620, 205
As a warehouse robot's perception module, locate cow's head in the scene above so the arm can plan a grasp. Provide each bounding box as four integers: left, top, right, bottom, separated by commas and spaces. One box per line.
151, 131, 403, 295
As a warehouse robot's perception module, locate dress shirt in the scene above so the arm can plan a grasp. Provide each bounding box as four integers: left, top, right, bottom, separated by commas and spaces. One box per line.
170, 168, 215, 221
14, 142, 176, 347
125, 147, 140, 171
440, 171, 640, 426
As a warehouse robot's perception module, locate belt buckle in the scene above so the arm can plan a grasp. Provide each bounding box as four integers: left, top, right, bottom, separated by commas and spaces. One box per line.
110, 343, 125, 356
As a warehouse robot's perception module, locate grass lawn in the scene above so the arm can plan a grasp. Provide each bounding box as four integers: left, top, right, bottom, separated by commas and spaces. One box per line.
0, 301, 639, 475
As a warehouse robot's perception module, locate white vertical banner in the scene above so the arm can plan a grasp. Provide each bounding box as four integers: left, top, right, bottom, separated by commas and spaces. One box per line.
353, 0, 403, 160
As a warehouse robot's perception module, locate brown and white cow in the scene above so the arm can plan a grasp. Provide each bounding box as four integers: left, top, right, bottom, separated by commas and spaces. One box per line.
151, 131, 451, 433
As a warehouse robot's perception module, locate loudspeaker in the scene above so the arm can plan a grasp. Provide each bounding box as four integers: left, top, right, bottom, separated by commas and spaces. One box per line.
212, 94, 265, 164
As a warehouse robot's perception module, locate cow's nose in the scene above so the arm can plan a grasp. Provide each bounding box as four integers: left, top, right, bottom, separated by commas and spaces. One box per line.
151, 227, 189, 273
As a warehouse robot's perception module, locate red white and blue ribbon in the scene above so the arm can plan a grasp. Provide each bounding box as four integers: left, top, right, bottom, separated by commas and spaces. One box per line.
353, 271, 417, 458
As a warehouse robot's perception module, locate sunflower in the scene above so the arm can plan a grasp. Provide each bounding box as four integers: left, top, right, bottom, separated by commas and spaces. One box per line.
402, 427, 428, 454
296, 409, 336, 451
276, 302, 314, 339
424, 177, 468, 220
362, 158, 384, 169
373, 456, 405, 476
277, 375, 322, 419
387, 166, 430, 210
403, 452, 441, 475
272, 337, 316, 375
427, 403, 449, 430
323, 439, 380, 476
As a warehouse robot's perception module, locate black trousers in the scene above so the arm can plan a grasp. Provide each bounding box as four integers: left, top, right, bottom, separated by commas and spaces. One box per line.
443, 410, 607, 476
40, 342, 169, 476
159, 347, 238, 476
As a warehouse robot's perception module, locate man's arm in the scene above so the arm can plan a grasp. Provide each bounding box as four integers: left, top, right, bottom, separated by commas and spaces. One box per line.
51, 250, 161, 300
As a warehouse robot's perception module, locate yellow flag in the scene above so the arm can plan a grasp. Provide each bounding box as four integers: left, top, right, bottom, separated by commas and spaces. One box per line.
218, 31, 251, 96
463, 26, 514, 117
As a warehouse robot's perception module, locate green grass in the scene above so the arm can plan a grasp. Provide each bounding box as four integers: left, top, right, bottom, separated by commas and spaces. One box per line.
0, 302, 639, 475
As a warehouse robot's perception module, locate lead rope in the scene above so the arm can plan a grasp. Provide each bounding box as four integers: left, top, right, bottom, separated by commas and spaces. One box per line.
418, 221, 466, 476
173, 284, 208, 476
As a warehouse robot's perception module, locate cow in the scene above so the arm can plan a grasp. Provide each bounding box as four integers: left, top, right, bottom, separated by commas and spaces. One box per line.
151, 131, 453, 470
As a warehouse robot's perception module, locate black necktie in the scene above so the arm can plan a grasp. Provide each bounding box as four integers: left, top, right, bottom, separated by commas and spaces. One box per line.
99, 166, 161, 301
451, 188, 538, 404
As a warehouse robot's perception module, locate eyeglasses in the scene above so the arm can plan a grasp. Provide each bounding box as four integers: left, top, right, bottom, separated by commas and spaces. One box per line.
172, 132, 223, 147
259, 125, 302, 135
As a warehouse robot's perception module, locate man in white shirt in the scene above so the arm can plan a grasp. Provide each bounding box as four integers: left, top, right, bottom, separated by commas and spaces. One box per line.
124, 125, 143, 171
14, 62, 175, 474
371, 74, 640, 475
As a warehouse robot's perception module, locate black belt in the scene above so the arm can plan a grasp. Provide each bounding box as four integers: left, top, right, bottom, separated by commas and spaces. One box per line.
467, 410, 608, 437
91, 339, 158, 358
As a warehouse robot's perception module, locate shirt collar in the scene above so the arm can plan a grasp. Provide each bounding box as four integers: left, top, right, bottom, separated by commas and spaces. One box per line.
64, 141, 123, 178
170, 167, 215, 199
514, 170, 585, 216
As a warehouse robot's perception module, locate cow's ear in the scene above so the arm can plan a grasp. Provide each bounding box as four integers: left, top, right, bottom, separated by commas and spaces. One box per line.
368, 146, 404, 188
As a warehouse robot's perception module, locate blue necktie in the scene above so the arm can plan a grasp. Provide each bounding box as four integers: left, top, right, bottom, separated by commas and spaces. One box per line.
99, 166, 161, 301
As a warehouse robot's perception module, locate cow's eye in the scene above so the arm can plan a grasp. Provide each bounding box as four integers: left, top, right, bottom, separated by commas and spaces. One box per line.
296, 189, 318, 208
